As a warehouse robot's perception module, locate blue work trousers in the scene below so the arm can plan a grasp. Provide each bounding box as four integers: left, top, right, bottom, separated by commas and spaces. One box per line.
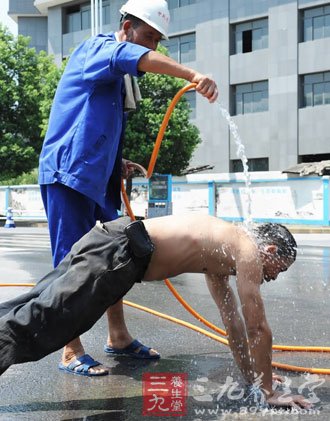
40, 183, 119, 267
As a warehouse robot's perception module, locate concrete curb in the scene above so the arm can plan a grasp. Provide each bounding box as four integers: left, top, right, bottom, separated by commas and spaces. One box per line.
285, 225, 330, 234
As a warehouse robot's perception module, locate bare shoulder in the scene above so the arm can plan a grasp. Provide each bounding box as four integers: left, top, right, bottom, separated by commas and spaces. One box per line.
231, 224, 259, 256
142, 213, 230, 235
142, 214, 250, 252
141, 215, 258, 280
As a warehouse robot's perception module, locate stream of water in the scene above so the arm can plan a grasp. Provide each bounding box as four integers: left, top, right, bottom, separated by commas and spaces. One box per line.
217, 102, 253, 225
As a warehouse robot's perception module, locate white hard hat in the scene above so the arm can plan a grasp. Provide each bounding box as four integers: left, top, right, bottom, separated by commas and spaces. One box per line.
120, 0, 170, 40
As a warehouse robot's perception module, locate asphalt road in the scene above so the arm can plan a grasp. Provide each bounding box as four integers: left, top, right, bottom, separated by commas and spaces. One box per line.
0, 227, 329, 420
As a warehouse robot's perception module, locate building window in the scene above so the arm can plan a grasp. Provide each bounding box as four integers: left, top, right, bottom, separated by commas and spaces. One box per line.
302, 5, 330, 42
168, 0, 196, 9
231, 158, 269, 172
184, 90, 196, 119
65, 1, 110, 34
299, 153, 330, 163
232, 18, 268, 54
81, 4, 91, 30
233, 81, 268, 115
102, 2, 110, 25
66, 6, 81, 33
301, 72, 330, 107
162, 33, 196, 63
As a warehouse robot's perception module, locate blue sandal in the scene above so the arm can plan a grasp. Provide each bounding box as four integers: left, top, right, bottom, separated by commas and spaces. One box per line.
58, 354, 109, 376
104, 339, 160, 360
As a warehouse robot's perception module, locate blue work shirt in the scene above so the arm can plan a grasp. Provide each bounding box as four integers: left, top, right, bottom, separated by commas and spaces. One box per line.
38, 32, 150, 209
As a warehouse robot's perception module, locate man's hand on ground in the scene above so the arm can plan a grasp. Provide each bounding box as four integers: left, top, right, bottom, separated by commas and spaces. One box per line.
266, 390, 313, 409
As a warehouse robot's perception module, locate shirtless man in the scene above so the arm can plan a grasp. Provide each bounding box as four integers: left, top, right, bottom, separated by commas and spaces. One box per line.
0, 214, 310, 409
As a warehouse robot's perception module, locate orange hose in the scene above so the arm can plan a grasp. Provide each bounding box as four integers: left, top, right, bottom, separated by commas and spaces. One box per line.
273, 344, 330, 352
1, 281, 330, 373
123, 300, 330, 375
271, 361, 330, 375
124, 299, 229, 346
146, 83, 197, 178
0, 283, 36, 287
164, 278, 227, 336
121, 178, 136, 221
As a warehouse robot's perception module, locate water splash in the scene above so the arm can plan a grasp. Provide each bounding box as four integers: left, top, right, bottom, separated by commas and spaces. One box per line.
216, 101, 253, 226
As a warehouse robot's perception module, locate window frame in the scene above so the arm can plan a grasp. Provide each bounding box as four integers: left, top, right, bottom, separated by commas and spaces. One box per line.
184, 90, 196, 119
168, 0, 196, 9
301, 71, 330, 107
162, 33, 196, 64
302, 5, 330, 42
231, 157, 269, 172
233, 81, 269, 115
65, 1, 110, 34
232, 18, 268, 54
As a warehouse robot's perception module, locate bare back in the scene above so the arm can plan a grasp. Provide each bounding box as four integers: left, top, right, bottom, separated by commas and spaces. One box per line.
142, 214, 253, 281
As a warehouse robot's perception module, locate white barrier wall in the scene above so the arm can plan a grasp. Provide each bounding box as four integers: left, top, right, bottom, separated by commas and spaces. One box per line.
0, 189, 6, 216
172, 184, 210, 215
215, 175, 326, 223
1, 172, 329, 225
0, 185, 46, 219
131, 171, 330, 226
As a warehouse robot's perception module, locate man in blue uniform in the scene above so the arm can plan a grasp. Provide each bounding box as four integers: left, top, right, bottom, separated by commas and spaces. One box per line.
38, 0, 218, 376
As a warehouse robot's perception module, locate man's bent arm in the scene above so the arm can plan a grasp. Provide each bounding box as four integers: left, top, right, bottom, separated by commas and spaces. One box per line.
138, 51, 218, 103
234, 259, 273, 396
205, 274, 254, 384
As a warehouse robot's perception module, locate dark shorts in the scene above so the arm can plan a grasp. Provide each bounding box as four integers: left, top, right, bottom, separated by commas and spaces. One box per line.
0, 217, 155, 374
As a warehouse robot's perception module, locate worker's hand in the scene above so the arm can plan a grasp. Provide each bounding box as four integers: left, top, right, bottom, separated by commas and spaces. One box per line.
121, 159, 134, 179
190, 72, 218, 103
266, 390, 313, 409
272, 372, 285, 384
122, 159, 147, 178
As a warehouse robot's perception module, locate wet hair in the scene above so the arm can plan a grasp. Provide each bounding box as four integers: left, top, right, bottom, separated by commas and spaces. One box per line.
253, 223, 297, 261
119, 13, 145, 30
